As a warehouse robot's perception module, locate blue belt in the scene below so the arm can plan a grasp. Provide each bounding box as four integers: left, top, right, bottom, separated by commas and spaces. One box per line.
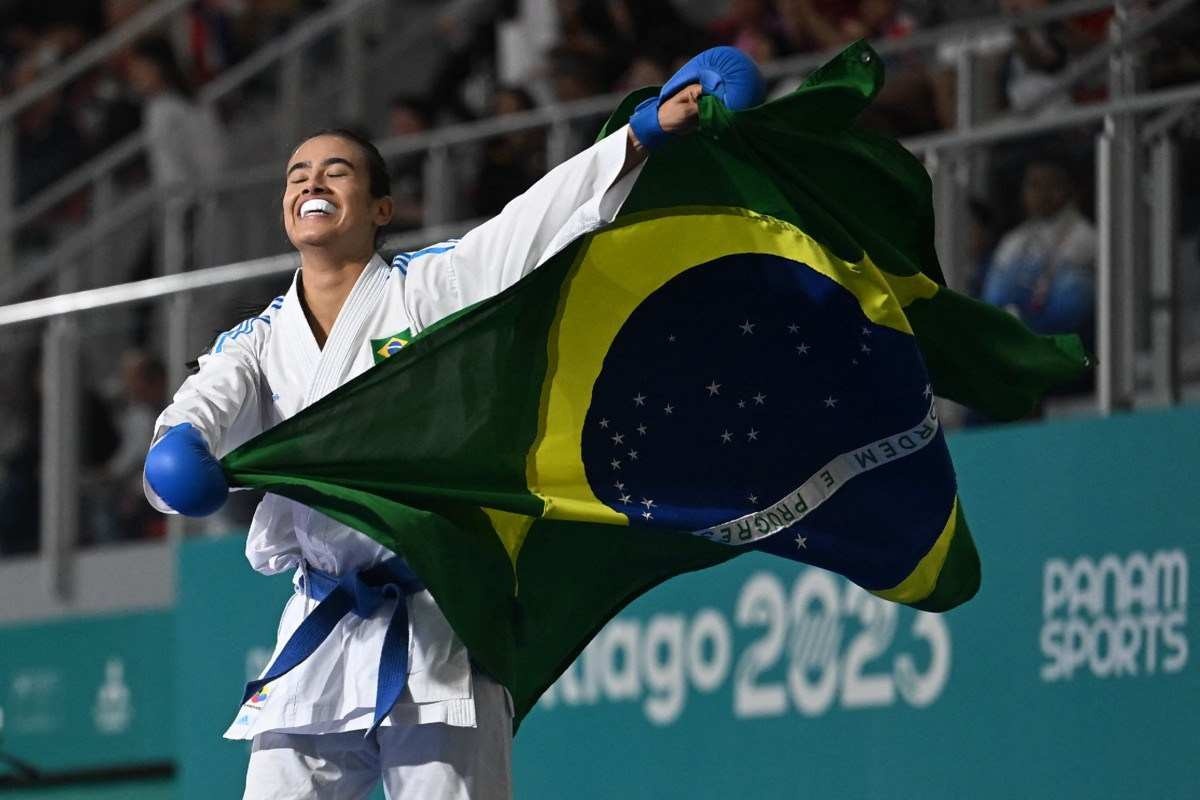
241, 556, 425, 736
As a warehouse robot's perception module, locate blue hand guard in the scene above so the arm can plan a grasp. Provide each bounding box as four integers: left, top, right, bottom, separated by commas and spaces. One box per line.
144, 422, 229, 517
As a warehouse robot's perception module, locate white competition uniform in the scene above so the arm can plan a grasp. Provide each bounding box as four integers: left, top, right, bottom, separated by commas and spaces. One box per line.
144, 128, 642, 792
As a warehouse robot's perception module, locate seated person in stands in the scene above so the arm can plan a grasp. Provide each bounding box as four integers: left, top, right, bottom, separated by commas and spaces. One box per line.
981, 159, 1096, 344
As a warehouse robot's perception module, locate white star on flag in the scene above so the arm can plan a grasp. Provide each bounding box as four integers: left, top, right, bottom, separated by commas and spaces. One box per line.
636, 423, 647, 435
737, 399, 746, 409
664, 403, 675, 415
787, 323, 800, 334
861, 326, 872, 336
796, 343, 810, 355
739, 320, 756, 335
610, 459, 622, 470
705, 380, 721, 396
619, 493, 632, 504
667, 334, 676, 342
641, 498, 655, 509
611, 433, 625, 445
599, 418, 610, 429
628, 450, 639, 460
861, 343, 871, 353
824, 396, 838, 408
795, 533, 808, 549
633, 392, 646, 406
642, 511, 653, 520
923, 384, 933, 398
614, 481, 625, 490
747, 428, 759, 441
752, 392, 766, 405
748, 494, 758, 504
720, 430, 733, 443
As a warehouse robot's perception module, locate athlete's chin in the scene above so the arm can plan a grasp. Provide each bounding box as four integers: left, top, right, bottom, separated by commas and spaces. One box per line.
288, 229, 340, 250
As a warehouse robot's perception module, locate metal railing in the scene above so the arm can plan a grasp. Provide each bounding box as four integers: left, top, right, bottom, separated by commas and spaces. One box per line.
0, 0, 396, 284
0, 0, 194, 279
1, 0, 1135, 306
1, 0, 1198, 605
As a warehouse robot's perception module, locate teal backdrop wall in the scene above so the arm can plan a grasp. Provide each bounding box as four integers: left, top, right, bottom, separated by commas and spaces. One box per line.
0, 408, 1195, 798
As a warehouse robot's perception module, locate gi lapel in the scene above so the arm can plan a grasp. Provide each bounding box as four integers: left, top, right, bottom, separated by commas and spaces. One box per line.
304, 254, 390, 406
275, 271, 322, 403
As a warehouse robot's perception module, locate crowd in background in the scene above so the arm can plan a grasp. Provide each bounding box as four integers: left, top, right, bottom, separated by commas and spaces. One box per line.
2, 0, 1200, 554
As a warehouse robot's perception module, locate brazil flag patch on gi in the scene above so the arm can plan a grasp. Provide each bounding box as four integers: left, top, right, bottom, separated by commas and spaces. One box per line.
371, 329, 412, 363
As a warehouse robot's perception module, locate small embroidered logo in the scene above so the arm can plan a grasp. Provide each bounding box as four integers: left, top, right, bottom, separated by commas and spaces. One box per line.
370, 328, 413, 364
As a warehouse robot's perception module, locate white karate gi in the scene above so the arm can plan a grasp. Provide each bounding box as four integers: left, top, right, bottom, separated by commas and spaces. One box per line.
145, 127, 643, 799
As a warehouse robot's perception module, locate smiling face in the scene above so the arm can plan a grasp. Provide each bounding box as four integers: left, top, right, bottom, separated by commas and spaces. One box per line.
282, 134, 392, 258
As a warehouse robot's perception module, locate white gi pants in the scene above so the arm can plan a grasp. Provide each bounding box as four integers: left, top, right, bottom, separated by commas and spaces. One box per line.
242, 673, 513, 800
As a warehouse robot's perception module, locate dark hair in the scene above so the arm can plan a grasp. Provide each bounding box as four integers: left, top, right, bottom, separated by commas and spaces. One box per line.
298, 127, 391, 198
130, 37, 194, 98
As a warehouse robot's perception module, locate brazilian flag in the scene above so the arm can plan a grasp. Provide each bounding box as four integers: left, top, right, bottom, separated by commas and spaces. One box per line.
222, 41, 1088, 726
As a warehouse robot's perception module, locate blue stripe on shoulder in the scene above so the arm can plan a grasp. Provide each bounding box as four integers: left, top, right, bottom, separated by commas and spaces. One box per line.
391, 240, 458, 276
213, 314, 271, 354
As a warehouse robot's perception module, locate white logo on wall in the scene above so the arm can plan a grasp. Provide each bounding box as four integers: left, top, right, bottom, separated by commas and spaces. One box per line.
540, 569, 951, 725
6, 668, 62, 735
94, 657, 133, 734
1041, 549, 1189, 682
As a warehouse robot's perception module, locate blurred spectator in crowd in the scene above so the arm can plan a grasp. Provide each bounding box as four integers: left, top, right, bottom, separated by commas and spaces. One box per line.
183, 0, 241, 84
0, 354, 121, 555
1146, 2, 1200, 90
786, 0, 914, 51
428, 1, 504, 121
383, 95, 435, 233
9, 24, 91, 203
966, 196, 999, 298
471, 87, 547, 218
614, 55, 670, 94
88, 349, 168, 542
997, 0, 1111, 114
547, 46, 608, 104
708, 0, 784, 64
0, 355, 42, 556
125, 37, 227, 189
553, 0, 700, 90
981, 159, 1095, 342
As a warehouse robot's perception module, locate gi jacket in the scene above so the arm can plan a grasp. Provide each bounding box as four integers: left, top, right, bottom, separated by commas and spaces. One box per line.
144, 127, 643, 737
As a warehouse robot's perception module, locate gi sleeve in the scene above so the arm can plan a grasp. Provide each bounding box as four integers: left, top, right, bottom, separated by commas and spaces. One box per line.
404, 124, 644, 328
142, 311, 271, 513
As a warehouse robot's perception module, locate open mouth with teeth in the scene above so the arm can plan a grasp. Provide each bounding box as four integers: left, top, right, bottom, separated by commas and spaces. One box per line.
299, 198, 336, 218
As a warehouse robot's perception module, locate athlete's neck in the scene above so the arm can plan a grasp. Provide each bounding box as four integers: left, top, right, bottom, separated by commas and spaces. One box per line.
297, 252, 373, 348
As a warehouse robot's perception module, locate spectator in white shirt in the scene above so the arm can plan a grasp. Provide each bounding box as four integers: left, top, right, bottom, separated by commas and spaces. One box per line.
125, 37, 226, 188
981, 159, 1096, 342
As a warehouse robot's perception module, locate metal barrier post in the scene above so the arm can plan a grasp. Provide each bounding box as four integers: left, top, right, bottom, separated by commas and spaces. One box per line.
164, 291, 191, 543
423, 145, 452, 228
1104, 0, 1139, 410
159, 196, 190, 541
341, 10, 365, 124
280, 51, 304, 154
547, 118, 572, 168
1095, 133, 1119, 414
1148, 135, 1180, 405
91, 174, 116, 289
41, 317, 80, 600
933, 45, 978, 292
931, 149, 965, 291
0, 119, 14, 281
